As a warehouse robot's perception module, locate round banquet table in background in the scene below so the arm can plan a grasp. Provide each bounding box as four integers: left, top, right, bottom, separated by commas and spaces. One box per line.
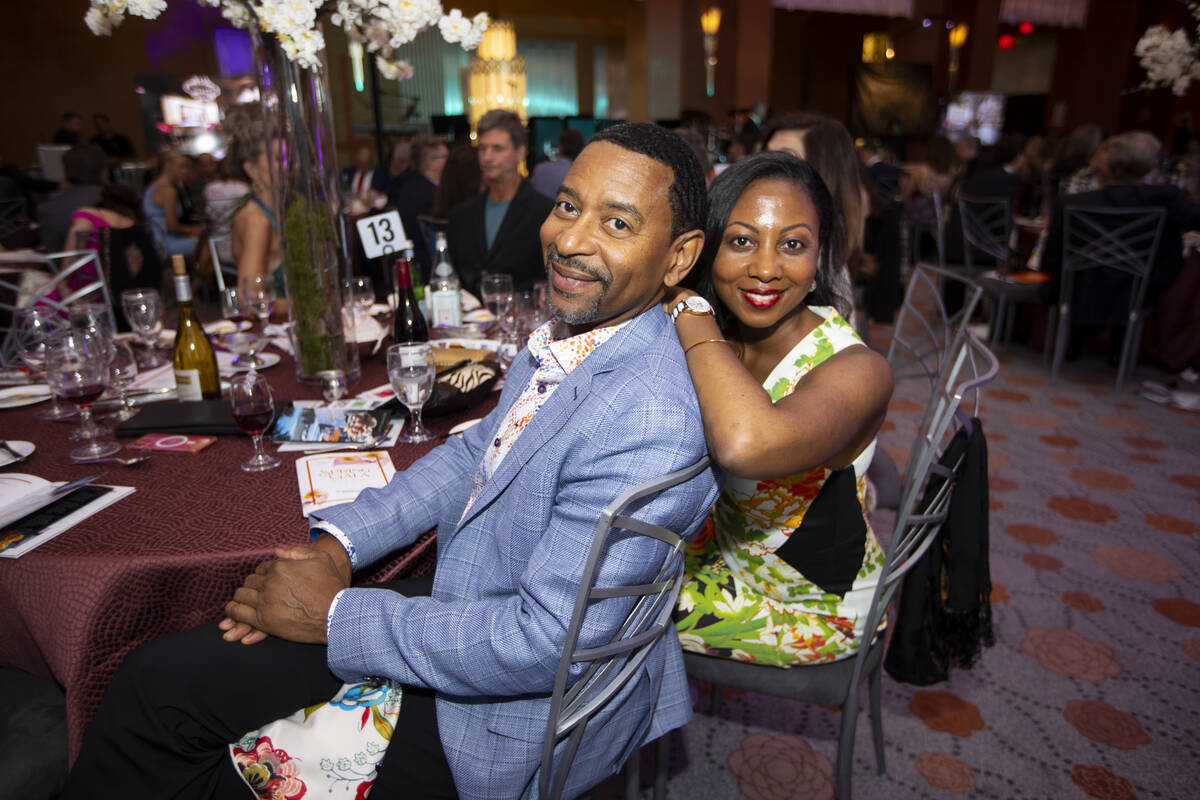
0, 345, 498, 762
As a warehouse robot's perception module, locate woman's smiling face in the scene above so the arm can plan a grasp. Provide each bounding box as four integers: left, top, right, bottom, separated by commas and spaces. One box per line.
712, 177, 821, 332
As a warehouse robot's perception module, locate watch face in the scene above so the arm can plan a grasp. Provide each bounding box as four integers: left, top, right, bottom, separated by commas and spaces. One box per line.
685, 296, 712, 314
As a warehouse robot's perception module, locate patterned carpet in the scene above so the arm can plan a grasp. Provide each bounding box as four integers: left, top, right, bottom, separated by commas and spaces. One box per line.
612, 335, 1200, 800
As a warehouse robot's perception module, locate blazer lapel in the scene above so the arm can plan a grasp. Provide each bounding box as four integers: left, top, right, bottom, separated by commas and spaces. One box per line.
454, 308, 668, 530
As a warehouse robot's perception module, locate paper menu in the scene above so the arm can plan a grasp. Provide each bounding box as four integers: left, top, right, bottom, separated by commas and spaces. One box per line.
296, 451, 396, 517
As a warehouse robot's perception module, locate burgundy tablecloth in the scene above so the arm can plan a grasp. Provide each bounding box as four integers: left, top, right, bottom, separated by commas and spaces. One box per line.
0, 346, 498, 762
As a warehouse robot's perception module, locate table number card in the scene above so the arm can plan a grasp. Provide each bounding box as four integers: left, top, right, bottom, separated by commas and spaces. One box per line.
296, 451, 396, 517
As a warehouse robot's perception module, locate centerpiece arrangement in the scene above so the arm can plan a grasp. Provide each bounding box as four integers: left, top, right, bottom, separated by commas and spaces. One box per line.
1134, 2, 1200, 96
84, 1, 487, 381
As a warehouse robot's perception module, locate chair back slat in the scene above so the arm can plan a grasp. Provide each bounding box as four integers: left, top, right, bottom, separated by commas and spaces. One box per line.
0, 250, 116, 366
886, 263, 983, 388
540, 456, 712, 800
958, 194, 1012, 270
1052, 205, 1167, 391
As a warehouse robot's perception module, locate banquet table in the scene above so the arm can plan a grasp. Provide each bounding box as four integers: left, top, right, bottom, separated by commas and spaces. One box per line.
0, 344, 498, 762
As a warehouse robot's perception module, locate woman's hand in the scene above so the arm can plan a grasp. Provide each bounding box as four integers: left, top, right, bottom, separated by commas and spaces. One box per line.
661, 284, 698, 315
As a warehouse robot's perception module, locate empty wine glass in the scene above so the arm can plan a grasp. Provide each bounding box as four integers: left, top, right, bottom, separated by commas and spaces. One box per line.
108, 340, 139, 422
229, 371, 281, 472
121, 288, 165, 368
387, 342, 436, 444
15, 307, 73, 421
45, 328, 121, 460
343, 275, 375, 317
218, 288, 269, 369
480, 273, 514, 330
242, 273, 277, 332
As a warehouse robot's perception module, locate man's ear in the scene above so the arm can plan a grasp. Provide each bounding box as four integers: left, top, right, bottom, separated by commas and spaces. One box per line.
663, 230, 705, 287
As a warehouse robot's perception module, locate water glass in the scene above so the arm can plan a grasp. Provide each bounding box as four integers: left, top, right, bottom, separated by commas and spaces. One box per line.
121, 288, 165, 367
387, 342, 436, 444
229, 371, 281, 472
480, 273, 514, 328
15, 307, 73, 421
45, 328, 120, 460
108, 339, 139, 422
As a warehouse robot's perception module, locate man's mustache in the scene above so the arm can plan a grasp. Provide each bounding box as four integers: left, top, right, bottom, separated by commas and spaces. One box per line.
545, 245, 610, 286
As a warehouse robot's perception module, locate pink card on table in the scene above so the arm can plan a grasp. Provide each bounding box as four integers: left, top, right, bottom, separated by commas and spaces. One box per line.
128, 434, 216, 454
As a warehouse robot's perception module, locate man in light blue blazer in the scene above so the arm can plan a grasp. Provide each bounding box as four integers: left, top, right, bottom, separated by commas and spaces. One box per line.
65, 123, 721, 800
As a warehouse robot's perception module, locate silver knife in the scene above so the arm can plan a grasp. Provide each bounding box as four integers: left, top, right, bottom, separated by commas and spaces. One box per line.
51, 474, 103, 496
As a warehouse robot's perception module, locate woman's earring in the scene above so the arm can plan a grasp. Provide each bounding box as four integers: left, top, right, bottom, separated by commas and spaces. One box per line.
806, 282, 817, 296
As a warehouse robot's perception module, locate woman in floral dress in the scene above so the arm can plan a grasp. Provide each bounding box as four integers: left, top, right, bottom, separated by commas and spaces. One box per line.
664, 151, 894, 667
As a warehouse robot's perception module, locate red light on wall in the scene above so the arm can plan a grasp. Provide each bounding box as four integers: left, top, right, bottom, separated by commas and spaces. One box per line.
1018, 20, 1034, 35
998, 34, 1016, 49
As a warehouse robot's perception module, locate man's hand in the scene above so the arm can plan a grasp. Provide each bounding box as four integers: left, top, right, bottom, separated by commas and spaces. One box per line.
220, 534, 354, 645
221, 543, 351, 645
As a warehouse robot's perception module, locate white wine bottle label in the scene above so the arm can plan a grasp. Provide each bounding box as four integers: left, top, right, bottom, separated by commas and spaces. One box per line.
430, 290, 461, 326
174, 369, 203, 402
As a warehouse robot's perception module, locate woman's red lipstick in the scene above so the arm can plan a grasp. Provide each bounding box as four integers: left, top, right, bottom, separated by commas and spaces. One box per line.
740, 287, 783, 309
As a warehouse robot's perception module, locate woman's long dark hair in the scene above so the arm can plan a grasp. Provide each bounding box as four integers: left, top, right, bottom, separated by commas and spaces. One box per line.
685, 151, 850, 334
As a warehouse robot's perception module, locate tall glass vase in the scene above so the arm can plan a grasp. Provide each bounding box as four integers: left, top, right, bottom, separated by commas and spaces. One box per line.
253, 29, 359, 383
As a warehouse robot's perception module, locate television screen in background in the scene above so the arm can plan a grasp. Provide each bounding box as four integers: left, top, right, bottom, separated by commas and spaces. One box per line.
940, 91, 1006, 145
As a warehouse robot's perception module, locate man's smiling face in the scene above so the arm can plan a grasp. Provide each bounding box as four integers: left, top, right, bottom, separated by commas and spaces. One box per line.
539, 141, 679, 332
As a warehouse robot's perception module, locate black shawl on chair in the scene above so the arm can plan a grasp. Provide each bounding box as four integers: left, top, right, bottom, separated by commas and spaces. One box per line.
884, 419, 994, 685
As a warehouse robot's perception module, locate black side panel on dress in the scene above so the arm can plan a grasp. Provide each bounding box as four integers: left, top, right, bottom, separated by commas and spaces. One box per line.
774, 467, 868, 597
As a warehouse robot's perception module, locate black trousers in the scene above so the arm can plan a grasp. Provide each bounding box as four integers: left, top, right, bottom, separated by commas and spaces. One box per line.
63, 576, 457, 799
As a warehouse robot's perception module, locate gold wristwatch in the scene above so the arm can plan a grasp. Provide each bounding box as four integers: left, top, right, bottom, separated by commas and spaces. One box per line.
670, 296, 714, 323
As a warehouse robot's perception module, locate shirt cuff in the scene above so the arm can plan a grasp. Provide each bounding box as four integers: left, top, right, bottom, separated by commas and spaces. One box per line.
326, 588, 347, 640
309, 520, 358, 569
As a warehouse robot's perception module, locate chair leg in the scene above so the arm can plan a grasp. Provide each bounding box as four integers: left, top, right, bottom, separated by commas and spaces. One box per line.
709, 683, 722, 716
869, 665, 885, 775
1043, 307, 1057, 366
1050, 307, 1070, 383
1115, 317, 1144, 394
654, 733, 669, 800
836, 687, 860, 800
988, 295, 1006, 349
623, 746, 641, 800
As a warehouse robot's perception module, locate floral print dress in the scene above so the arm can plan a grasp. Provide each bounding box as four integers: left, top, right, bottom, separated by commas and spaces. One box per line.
675, 307, 886, 667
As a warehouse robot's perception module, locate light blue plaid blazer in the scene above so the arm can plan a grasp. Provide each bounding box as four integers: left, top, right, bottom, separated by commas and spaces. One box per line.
314, 306, 721, 799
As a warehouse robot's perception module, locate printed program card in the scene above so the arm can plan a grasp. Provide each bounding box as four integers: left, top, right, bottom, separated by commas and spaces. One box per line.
296, 451, 396, 517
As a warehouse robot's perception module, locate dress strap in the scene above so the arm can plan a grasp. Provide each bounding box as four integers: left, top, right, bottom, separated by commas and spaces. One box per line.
248, 195, 279, 231
71, 209, 110, 229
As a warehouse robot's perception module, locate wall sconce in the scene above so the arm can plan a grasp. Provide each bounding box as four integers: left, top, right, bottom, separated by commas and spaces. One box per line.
862, 32, 894, 63
948, 22, 969, 91
700, 5, 721, 98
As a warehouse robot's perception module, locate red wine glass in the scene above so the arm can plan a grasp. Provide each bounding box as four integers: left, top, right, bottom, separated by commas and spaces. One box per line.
45, 328, 121, 460
229, 371, 281, 472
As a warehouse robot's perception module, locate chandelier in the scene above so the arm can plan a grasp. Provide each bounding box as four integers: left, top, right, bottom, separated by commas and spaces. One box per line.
466, 20, 527, 130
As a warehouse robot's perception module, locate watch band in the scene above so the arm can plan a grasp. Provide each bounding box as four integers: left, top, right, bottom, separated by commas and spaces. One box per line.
671, 297, 713, 323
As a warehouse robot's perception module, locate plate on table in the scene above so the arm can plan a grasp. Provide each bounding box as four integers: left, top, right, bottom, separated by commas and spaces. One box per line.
217, 351, 282, 374
0, 441, 34, 467
0, 385, 51, 410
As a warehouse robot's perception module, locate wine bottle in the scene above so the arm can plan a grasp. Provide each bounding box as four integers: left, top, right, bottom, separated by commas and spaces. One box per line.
171, 254, 220, 401
393, 245, 429, 344
429, 232, 462, 327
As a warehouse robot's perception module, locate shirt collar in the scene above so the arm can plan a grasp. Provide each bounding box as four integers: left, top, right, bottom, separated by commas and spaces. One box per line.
527, 317, 629, 378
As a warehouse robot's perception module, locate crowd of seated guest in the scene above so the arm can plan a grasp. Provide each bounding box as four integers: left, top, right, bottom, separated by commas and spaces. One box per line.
1039, 130, 1200, 362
